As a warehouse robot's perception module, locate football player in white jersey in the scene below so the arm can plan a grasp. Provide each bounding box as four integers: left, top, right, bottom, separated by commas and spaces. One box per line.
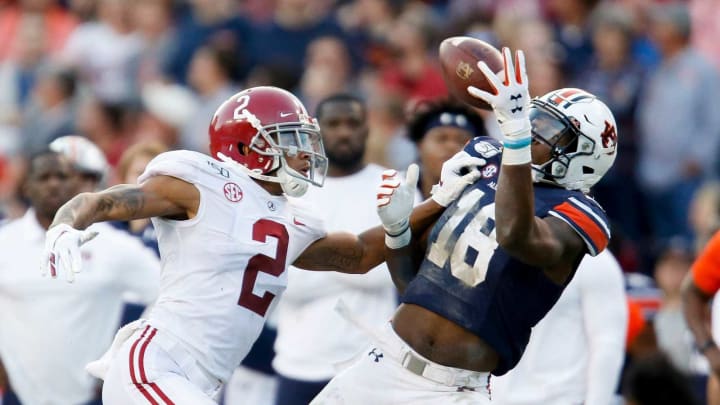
0, 150, 160, 405
39, 87, 471, 404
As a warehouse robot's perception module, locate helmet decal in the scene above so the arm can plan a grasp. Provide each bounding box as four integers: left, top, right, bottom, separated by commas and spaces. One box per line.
600, 121, 618, 152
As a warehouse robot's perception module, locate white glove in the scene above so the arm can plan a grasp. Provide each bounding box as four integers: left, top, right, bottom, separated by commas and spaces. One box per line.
41, 224, 98, 282
377, 164, 419, 249
431, 151, 485, 207
467, 48, 532, 163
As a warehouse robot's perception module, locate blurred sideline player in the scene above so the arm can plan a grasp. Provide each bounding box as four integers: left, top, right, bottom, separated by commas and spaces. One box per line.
41, 87, 456, 404
405, 100, 487, 200
110, 140, 170, 255
492, 249, 628, 405
50, 135, 156, 325
312, 48, 619, 404
0, 149, 160, 405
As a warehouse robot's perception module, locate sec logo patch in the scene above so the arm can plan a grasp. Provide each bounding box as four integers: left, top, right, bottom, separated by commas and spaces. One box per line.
223, 182, 243, 202
482, 164, 498, 178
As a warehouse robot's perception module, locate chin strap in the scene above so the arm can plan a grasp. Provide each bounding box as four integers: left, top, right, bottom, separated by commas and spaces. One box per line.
278, 167, 309, 197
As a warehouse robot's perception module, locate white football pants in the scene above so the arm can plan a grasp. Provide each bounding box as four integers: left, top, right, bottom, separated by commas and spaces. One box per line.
102, 324, 223, 405
310, 323, 492, 405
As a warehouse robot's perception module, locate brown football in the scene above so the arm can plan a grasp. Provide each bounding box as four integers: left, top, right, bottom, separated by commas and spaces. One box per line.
438, 36, 504, 110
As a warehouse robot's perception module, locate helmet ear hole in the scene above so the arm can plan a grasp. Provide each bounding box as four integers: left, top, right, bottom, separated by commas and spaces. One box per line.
582, 166, 595, 174
237, 143, 250, 156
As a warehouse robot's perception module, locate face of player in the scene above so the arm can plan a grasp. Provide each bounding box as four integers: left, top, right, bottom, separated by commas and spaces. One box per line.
73, 171, 101, 193
318, 100, 368, 172
529, 108, 575, 166
283, 149, 312, 177
419, 126, 473, 184
24, 153, 76, 222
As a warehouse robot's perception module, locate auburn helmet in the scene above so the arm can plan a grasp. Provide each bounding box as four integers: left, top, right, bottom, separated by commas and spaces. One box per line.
49, 135, 109, 187
529, 88, 618, 192
209, 86, 327, 197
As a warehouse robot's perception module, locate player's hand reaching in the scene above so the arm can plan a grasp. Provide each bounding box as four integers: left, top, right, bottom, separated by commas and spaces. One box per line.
431, 151, 484, 207
377, 164, 419, 249
468, 47, 531, 142
468, 47, 533, 165
41, 224, 98, 282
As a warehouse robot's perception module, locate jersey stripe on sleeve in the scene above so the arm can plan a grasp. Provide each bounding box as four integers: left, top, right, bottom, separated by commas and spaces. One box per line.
548, 198, 610, 256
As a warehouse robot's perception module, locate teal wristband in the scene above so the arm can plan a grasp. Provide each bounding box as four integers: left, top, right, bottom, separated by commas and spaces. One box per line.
503, 137, 532, 149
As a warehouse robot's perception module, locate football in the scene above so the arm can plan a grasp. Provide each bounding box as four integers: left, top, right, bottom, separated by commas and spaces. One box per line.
438, 36, 504, 110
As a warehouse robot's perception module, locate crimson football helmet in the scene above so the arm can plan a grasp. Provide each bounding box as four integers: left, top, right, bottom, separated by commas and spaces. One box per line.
209, 86, 327, 197
529, 88, 618, 193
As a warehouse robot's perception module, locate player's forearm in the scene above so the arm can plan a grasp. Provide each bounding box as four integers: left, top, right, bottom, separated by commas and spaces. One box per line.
409, 198, 445, 236
386, 244, 420, 295
51, 185, 150, 229
356, 225, 389, 272
495, 164, 535, 250
51, 192, 108, 230
681, 277, 714, 346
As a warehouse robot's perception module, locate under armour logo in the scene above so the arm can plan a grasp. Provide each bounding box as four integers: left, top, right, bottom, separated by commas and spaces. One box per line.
509, 93, 523, 114
368, 348, 383, 362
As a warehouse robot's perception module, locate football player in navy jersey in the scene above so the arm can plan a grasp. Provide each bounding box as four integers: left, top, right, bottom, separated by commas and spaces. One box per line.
311, 48, 619, 404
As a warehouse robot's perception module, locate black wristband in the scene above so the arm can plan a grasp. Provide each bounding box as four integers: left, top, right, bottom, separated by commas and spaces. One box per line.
698, 339, 716, 353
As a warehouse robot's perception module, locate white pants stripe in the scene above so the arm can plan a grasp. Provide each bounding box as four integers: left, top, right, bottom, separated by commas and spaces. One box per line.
102, 323, 221, 405
128, 326, 175, 405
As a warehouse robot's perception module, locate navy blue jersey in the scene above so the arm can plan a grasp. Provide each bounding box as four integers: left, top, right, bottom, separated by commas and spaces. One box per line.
402, 136, 610, 376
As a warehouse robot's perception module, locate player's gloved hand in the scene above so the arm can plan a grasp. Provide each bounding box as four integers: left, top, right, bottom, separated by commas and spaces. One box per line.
431, 151, 485, 207
377, 164, 419, 249
467, 47, 532, 165
41, 224, 98, 282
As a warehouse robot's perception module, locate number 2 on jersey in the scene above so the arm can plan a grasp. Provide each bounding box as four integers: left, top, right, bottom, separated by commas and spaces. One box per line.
238, 219, 288, 317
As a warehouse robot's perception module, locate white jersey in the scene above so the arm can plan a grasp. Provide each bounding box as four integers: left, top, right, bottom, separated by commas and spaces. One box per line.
0, 210, 160, 405
273, 164, 397, 380
138, 150, 326, 384
491, 250, 628, 405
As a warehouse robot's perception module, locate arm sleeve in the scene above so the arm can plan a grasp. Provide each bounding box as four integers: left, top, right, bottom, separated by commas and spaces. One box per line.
578, 251, 628, 405
691, 231, 720, 295
137, 150, 203, 185
548, 197, 611, 256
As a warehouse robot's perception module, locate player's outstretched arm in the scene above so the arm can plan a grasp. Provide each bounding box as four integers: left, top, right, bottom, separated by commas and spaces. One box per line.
468, 47, 585, 269
41, 176, 198, 282
383, 198, 445, 293
293, 197, 447, 277
51, 175, 199, 229
292, 225, 386, 274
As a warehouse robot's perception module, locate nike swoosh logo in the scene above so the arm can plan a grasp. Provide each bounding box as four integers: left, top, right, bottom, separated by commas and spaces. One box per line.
280, 112, 294, 117
293, 217, 305, 226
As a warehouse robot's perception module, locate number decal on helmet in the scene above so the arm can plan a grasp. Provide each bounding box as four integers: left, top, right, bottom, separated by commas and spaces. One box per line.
232, 95, 250, 120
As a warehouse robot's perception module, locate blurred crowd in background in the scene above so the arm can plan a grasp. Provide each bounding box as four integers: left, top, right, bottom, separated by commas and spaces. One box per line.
0, 0, 719, 402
